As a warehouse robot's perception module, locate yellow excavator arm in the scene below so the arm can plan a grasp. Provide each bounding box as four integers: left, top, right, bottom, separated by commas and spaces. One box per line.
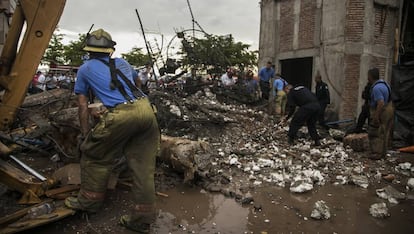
0, 0, 66, 130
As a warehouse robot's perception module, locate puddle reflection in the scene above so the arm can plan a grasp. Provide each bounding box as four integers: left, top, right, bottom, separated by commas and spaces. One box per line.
155, 186, 249, 233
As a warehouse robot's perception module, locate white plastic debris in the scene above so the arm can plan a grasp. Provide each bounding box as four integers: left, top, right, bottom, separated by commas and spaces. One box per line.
369, 203, 390, 218
310, 200, 331, 220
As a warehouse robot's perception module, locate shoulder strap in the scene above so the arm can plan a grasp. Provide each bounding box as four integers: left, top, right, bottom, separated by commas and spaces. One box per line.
96, 58, 146, 101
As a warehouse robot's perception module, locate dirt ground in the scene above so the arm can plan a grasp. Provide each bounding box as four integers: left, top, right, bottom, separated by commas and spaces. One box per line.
1, 86, 414, 233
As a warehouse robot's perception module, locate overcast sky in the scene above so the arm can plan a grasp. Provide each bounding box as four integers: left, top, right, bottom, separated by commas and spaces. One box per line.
58, 0, 261, 57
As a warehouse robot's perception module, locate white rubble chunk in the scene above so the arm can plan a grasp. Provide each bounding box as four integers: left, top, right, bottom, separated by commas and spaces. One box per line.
376, 185, 406, 204
270, 173, 286, 187
351, 175, 369, 188
290, 178, 314, 193
252, 165, 261, 172
302, 169, 325, 184
407, 178, 414, 190
310, 149, 321, 156
253, 180, 262, 186
335, 175, 348, 185
257, 158, 274, 168
321, 152, 331, 158
353, 165, 365, 174
310, 200, 331, 220
229, 157, 239, 165
369, 203, 390, 218
169, 105, 181, 117
398, 162, 412, 170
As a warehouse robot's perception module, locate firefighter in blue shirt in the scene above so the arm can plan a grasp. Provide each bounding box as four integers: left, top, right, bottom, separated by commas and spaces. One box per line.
273, 74, 288, 118
367, 67, 393, 160
64, 29, 160, 233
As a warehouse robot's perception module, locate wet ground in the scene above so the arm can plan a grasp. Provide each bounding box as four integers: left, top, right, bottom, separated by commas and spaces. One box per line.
11, 178, 413, 234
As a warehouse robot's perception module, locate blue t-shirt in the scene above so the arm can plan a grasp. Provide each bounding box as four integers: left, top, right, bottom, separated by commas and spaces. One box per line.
370, 80, 391, 107
274, 78, 287, 91
74, 56, 138, 107
272, 77, 287, 96
258, 67, 275, 82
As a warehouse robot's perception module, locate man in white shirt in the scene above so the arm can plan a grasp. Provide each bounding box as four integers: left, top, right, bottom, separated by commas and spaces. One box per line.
36, 71, 46, 91
220, 68, 235, 87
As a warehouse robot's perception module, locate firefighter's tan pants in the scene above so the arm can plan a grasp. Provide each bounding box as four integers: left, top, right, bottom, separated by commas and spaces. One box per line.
79, 98, 160, 218
368, 103, 393, 156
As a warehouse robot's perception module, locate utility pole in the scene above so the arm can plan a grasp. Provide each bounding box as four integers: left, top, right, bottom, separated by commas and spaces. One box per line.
135, 9, 157, 83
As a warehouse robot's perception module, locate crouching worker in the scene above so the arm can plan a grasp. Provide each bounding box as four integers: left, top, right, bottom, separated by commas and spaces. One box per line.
64, 28, 160, 233
281, 84, 321, 146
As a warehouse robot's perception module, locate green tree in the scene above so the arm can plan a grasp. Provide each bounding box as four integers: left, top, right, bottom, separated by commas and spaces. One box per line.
63, 34, 87, 67
121, 47, 148, 67
42, 30, 65, 65
179, 33, 257, 74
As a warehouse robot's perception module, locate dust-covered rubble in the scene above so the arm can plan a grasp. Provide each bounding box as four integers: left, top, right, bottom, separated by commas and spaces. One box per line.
154, 86, 414, 203
369, 203, 390, 218
310, 200, 331, 220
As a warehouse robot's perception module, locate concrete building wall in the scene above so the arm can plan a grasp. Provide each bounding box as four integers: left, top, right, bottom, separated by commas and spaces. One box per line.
259, 0, 400, 120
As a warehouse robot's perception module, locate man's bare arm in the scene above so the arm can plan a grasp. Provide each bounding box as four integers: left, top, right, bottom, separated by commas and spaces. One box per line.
374, 100, 385, 124
78, 94, 90, 136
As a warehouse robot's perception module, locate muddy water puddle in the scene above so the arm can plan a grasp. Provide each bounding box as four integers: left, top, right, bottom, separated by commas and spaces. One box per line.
154, 185, 414, 233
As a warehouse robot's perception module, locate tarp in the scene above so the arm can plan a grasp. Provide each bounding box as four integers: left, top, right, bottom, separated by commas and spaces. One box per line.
391, 65, 414, 148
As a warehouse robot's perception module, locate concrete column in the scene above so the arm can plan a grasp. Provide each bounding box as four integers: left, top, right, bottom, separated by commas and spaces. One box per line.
293, 0, 301, 50
357, 0, 375, 111
275, 1, 280, 68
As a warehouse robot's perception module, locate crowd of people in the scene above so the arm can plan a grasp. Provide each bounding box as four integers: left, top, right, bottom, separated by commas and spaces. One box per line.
28, 70, 76, 94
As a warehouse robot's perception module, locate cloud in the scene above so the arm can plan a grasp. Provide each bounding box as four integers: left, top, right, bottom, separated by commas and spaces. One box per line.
58, 0, 260, 57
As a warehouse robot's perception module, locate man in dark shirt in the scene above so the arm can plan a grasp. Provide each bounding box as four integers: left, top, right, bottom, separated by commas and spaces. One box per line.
314, 73, 330, 129
354, 81, 372, 133
282, 84, 321, 146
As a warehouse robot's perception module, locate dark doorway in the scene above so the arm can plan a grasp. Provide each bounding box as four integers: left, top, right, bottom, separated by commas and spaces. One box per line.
280, 57, 313, 89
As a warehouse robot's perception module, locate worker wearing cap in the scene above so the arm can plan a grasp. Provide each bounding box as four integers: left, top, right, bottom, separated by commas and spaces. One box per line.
64, 28, 160, 233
